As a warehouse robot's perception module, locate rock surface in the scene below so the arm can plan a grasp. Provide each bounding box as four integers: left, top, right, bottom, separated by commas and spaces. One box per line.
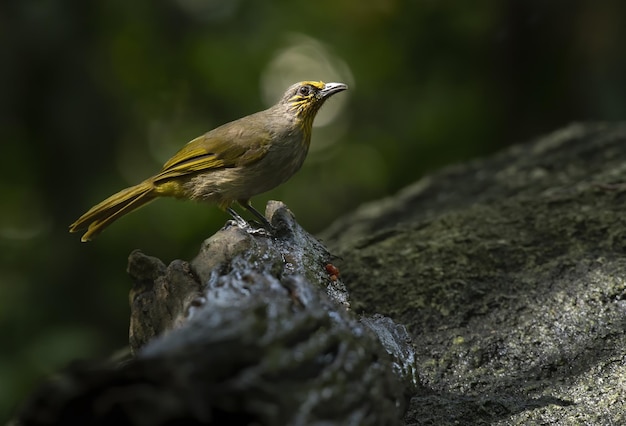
15, 203, 413, 426
322, 122, 626, 425
14, 123, 626, 425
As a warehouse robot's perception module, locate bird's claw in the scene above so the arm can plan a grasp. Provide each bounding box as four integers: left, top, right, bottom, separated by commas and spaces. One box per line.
225, 218, 272, 237
245, 226, 272, 237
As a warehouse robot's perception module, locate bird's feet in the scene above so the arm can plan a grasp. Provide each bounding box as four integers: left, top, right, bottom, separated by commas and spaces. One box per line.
224, 219, 273, 236
245, 225, 273, 237
225, 207, 273, 236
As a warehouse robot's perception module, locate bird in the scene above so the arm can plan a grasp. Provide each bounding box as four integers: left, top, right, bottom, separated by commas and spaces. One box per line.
69, 81, 348, 242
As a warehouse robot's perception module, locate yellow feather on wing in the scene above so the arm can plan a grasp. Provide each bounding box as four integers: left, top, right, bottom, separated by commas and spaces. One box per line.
154, 130, 271, 182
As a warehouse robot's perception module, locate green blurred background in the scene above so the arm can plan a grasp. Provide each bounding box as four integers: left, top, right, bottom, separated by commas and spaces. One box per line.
1, 0, 625, 418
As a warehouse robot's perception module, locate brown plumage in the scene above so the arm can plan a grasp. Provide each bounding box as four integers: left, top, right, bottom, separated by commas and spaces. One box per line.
69, 81, 347, 241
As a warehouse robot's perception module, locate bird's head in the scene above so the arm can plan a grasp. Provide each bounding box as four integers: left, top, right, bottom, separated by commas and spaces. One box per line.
279, 81, 348, 126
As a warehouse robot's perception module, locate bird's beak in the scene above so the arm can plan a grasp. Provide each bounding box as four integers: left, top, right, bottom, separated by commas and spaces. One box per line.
320, 82, 348, 98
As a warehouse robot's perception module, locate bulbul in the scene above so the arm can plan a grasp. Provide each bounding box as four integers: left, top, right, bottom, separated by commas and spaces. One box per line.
69, 81, 348, 241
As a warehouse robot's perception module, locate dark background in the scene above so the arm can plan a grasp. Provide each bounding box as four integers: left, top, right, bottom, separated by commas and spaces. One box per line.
1, 0, 625, 418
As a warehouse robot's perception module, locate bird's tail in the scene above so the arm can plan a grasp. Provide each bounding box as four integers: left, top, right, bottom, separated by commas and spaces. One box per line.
69, 180, 157, 242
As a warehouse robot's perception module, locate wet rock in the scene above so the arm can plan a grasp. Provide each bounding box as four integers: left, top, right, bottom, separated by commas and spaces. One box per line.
322, 123, 626, 425
15, 202, 412, 426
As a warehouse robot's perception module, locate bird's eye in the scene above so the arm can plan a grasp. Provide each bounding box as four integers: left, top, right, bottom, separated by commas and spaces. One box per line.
298, 86, 311, 96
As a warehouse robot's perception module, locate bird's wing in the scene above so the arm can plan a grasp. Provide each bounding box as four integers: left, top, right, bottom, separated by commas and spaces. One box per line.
154, 126, 271, 182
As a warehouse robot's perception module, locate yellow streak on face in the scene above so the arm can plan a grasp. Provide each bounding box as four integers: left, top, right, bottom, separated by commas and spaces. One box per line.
300, 81, 326, 90
288, 81, 327, 122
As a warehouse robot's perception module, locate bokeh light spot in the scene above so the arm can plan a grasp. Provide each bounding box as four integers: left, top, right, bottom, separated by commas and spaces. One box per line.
261, 33, 354, 127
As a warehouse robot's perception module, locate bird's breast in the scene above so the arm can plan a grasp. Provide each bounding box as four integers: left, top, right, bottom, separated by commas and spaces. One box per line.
183, 129, 310, 203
